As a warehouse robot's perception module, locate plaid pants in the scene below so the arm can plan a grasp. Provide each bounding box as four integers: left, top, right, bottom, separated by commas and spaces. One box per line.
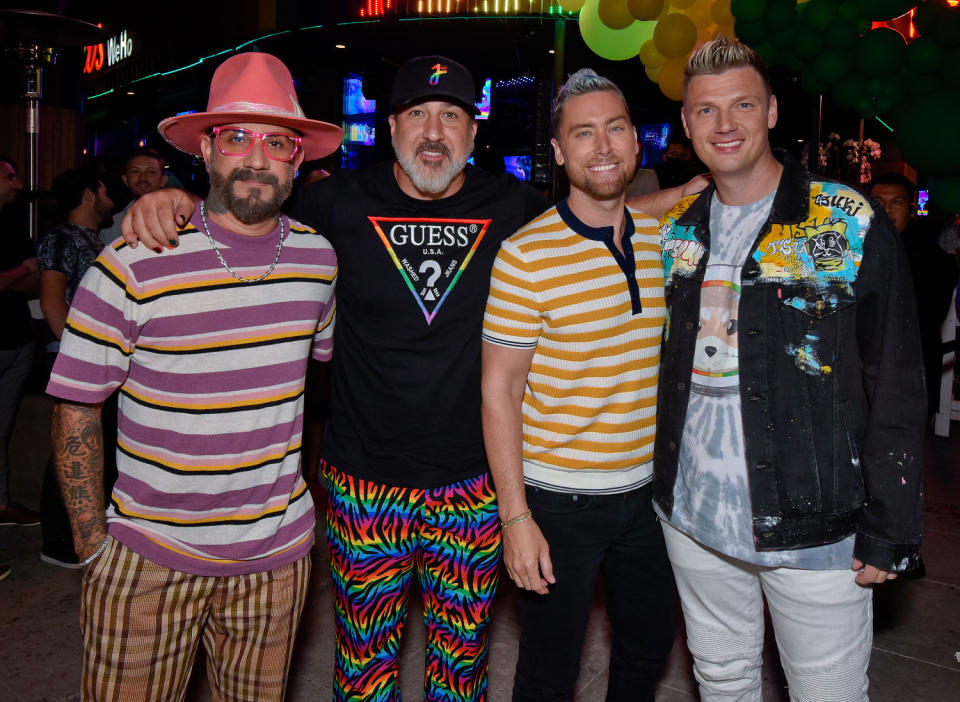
79, 536, 311, 702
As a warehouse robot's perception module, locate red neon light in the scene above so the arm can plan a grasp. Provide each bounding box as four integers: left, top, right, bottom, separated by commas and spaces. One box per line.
357, 0, 392, 17
82, 43, 104, 74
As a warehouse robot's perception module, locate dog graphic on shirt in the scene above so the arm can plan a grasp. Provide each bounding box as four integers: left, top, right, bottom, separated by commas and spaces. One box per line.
693, 281, 740, 379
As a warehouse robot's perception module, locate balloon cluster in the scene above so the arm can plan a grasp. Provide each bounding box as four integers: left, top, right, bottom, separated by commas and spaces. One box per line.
730, 0, 960, 210
564, 0, 737, 101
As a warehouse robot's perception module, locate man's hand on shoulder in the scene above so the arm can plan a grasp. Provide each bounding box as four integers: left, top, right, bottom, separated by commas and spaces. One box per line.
682, 172, 712, 197
502, 518, 555, 595
121, 188, 199, 251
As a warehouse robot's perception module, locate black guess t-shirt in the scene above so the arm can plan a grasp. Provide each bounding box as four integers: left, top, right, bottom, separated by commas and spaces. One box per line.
292, 162, 548, 488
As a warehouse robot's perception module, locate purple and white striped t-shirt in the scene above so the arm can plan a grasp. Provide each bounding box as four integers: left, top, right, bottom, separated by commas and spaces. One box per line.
47, 209, 336, 576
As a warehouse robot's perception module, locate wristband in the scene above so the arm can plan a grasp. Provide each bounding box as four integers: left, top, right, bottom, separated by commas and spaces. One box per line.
500, 510, 532, 529
80, 535, 110, 567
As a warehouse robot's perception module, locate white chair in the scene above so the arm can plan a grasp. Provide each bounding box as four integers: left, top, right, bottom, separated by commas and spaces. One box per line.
933, 285, 959, 437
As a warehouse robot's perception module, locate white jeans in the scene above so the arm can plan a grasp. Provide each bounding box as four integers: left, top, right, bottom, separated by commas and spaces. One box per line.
662, 522, 873, 702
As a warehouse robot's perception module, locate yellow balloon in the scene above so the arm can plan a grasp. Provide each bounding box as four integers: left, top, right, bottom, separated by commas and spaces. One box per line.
686, 0, 714, 28
659, 58, 687, 101
654, 12, 698, 58
599, 0, 635, 29
710, 0, 734, 26
717, 20, 736, 39
579, 0, 656, 61
696, 22, 720, 46
558, 0, 587, 11
628, 0, 664, 20
669, 0, 697, 8
639, 39, 670, 67
645, 64, 663, 82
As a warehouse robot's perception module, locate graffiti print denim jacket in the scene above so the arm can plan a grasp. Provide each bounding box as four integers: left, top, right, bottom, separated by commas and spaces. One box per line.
653, 152, 925, 571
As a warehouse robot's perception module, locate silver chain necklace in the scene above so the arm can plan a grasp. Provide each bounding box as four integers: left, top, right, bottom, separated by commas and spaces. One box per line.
199, 201, 284, 283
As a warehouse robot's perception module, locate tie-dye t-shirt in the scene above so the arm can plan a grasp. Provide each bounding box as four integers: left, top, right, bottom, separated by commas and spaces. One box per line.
662, 190, 854, 569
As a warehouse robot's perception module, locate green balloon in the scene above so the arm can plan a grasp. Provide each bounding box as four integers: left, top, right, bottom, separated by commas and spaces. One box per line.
766, 0, 796, 30
813, 50, 849, 86
895, 93, 960, 177
804, 0, 838, 28
769, 25, 797, 50
878, 73, 907, 106
904, 70, 942, 97
855, 28, 907, 77
907, 37, 945, 76
779, 50, 805, 74
853, 0, 915, 21
793, 26, 824, 60
579, 0, 654, 61
801, 70, 826, 96
873, 96, 894, 116
832, 73, 866, 109
730, 0, 767, 23
855, 95, 876, 117
734, 17, 767, 46
943, 48, 960, 87
754, 42, 779, 66
929, 178, 960, 214
823, 18, 859, 51
915, 0, 960, 49
837, 1, 859, 22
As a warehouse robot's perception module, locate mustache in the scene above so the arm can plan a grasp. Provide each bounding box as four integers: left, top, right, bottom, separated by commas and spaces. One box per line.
416, 141, 449, 157
227, 168, 280, 186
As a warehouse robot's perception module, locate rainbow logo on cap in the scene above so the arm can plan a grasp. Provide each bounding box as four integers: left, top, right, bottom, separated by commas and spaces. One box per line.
429, 63, 447, 85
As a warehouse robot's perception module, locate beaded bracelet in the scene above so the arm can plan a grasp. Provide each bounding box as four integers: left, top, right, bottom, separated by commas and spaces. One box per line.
80, 536, 110, 568
500, 510, 532, 529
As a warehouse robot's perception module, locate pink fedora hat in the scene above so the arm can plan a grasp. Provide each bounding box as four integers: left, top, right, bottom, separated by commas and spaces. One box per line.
158, 52, 343, 161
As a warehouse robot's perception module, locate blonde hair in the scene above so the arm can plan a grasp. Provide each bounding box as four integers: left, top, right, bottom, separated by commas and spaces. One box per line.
684, 35, 771, 99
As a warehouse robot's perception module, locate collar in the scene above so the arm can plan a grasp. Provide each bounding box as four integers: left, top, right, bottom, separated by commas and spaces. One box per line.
55, 220, 100, 239
556, 197, 634, 243
675, 149, 811, 227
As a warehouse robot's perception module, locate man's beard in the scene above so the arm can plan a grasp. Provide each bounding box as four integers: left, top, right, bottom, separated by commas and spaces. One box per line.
207, 166, 292, 224
393, 137, 473, 195
567, 161, 633, 202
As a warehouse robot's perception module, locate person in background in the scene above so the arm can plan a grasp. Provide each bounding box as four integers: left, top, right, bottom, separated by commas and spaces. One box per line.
656, 36, 924, 700
655, 139, 695, 189
870, 173, 959, 417
37, 169, 115, 568
0, 157, 40, 564
98, 147, 168, 246
625, 139, 660, 198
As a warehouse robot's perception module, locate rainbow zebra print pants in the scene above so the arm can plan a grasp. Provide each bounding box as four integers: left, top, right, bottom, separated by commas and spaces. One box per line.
323, 463, 502, 701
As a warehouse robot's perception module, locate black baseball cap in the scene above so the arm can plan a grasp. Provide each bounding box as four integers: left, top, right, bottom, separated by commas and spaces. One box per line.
390, 55, 478, 116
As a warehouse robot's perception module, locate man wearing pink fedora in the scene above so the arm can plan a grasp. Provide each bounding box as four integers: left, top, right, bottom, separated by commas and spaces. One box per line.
120, 53, 695, 700
46, 52, 342, 701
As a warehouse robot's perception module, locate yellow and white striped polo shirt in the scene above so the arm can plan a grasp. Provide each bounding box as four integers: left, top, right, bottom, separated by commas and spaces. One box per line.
482, 199, 665, 494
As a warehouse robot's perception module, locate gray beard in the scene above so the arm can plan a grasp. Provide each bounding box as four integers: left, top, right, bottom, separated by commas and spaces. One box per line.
206, 165, 292, 225
392, 137, 473, 195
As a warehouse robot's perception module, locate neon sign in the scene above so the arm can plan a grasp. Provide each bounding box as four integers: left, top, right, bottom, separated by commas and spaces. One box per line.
83, 30, 135, 75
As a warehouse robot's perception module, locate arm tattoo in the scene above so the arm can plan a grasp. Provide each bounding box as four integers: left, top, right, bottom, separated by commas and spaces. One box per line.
51, 401, 107, 558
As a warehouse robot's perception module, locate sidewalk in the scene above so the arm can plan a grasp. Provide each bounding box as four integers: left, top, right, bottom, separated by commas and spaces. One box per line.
2, 392, 958, 701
